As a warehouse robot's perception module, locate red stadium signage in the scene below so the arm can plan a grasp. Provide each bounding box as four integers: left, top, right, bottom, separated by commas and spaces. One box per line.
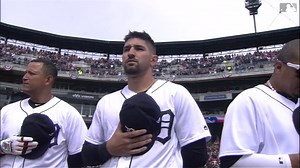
205, 116, 225, 123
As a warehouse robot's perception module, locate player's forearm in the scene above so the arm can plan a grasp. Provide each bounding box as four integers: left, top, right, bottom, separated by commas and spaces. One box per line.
231, 153, 292, 167
81, 141, 112, 166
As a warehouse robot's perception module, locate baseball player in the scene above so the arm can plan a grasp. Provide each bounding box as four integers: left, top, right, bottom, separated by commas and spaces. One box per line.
219, 39, 300, 167
0, 58, 87, 167
82, 31, 211, 168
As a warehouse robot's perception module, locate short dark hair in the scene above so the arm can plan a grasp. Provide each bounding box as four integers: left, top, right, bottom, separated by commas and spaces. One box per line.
277, 39, 299, 63
124, 31, 156, 54
30, 58, 58, 82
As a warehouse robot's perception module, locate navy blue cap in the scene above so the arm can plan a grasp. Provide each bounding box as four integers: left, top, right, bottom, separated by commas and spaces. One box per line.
20, 113, 55, 159
119, 92, 161, 155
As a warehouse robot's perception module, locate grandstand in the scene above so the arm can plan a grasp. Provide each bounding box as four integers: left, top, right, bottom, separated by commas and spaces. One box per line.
1, 22, 299, 167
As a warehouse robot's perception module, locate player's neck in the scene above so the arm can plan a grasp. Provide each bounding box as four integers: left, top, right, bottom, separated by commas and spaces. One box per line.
265, 80, 275, 91
29, 94, 54, 104
127, 78, 156, 93
28, 99, 46, 108
265, 79, 297, 103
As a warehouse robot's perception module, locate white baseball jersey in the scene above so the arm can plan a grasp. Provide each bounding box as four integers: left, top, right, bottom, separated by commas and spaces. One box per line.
0, 96, 87, 168
219, 84, 299, 158
86, 79, 211, 168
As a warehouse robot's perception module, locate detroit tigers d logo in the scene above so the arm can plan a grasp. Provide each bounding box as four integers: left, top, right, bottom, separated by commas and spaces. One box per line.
156, 110, 174, 144
49, 124, 60, 148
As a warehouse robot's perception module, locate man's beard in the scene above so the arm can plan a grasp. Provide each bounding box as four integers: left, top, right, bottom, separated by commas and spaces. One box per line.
124, 64, 140, 75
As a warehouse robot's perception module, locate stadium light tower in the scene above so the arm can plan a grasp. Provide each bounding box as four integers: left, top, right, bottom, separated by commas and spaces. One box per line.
245, 0, 262, 52
245, 0, 262, 33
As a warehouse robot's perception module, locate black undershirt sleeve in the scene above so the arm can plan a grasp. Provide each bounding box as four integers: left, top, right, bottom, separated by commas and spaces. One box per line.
181, 138, 209, 168
67, 152, 84, 168
81, 141, 112, 166
219, 155, 243, 168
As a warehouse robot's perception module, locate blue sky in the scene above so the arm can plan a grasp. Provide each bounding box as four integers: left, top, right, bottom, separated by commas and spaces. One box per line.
1, 0, 299, 42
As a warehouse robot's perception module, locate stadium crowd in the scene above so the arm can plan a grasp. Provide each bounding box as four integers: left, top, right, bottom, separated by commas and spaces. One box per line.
1, 40, 279, 80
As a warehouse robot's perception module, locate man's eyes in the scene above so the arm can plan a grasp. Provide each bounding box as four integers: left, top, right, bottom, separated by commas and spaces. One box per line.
135, 46, 144, 51
123, 46, 145, 52
123, 47, 130, 52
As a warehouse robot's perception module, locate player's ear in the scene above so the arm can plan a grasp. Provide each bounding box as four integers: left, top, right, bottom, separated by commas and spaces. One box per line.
150, 55, 158, 68
151, 55, 158, 62
45, 75, 54, 86
274, 61, 284, 73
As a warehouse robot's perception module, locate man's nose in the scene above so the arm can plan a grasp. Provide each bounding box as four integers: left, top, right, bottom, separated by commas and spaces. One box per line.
128, 53, 135, 59
23, 73, 28, 80
127, 48, 135, 58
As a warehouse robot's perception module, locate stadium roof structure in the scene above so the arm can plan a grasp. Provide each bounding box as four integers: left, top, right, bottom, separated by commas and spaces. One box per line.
0, 22, 299, 55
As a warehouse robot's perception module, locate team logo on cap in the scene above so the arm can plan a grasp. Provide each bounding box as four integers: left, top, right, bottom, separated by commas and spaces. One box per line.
124, 125, 135, 132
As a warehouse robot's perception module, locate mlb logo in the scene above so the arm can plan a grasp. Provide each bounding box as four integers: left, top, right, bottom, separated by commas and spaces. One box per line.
279, 3, 297, 13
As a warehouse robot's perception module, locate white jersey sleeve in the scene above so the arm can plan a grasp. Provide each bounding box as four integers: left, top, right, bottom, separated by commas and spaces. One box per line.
170, 83, 211, 147
85, 90, 124, 145
59, 100, 88, 155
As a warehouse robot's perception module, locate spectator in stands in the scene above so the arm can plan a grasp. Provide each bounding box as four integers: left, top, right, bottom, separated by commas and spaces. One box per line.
219, 39, 299, 167
81, 31, 211, 167
0, 58, 87, 167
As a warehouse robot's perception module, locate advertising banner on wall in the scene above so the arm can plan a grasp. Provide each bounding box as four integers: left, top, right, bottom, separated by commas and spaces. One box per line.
205, 116, 225, 123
